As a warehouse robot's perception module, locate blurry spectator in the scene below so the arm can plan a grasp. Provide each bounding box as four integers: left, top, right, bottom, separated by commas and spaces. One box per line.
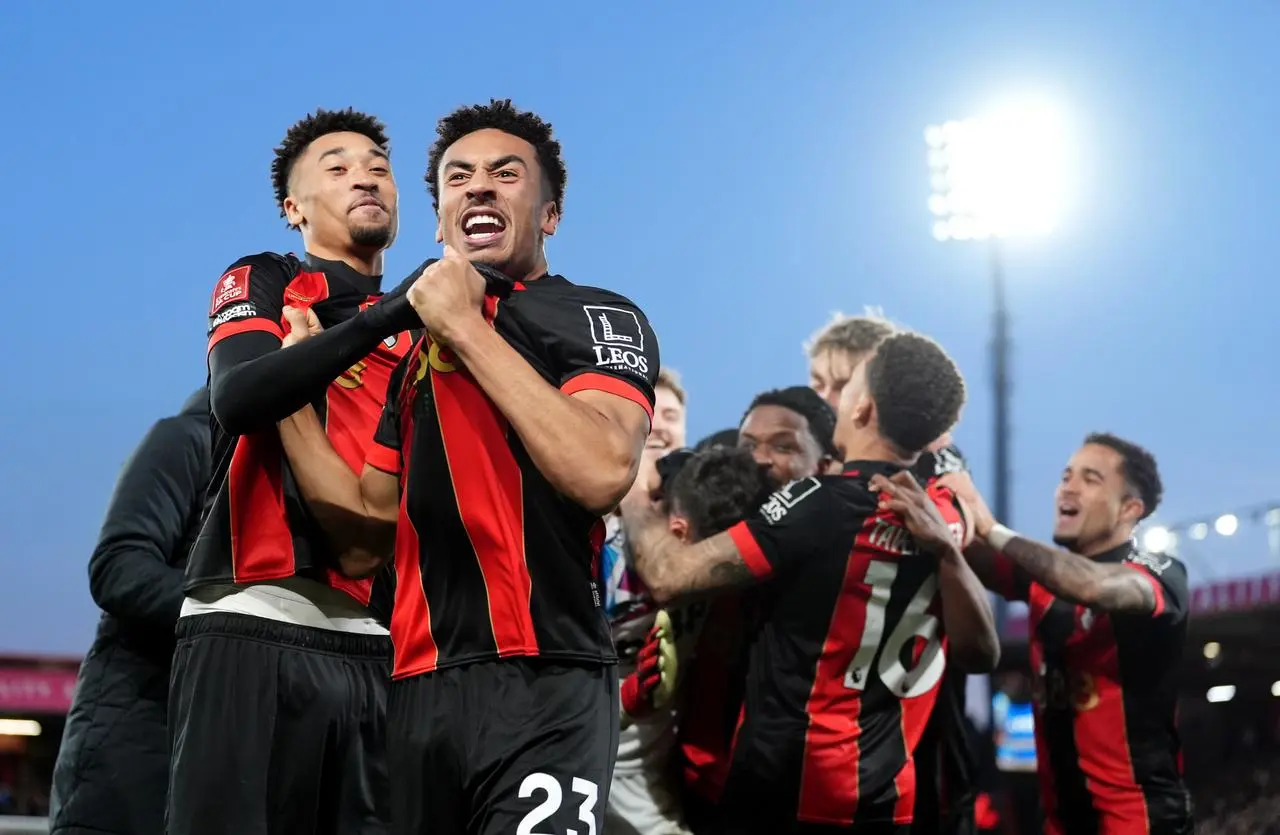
49, 388, 209, 835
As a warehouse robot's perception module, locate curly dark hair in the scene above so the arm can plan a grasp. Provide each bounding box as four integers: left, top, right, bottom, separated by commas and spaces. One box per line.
1084, 432, 1163, 519
864, 332, 966, 454
270, 108, 389, 228
741, 386, 838, 458
424, 99, 567, 215
666, 447, 772, 541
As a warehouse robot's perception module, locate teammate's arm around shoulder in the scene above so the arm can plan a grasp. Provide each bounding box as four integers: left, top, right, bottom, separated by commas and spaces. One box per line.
424, 257, 659, 514
940, 470, 1162, 615
275, 308, 398, 579
207, 254, 423, 435
873, 472, 1000, 673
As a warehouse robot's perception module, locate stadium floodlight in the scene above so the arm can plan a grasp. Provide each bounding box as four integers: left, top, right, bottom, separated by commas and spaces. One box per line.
1188, 522, 1209, 541
1141, 526, 1172, 554
1272, 681, 1280, 698
1206, 685, 1236, 704
0, 718, 41, 736
1213, 514, 1239, 537
926, 97, 1070, 242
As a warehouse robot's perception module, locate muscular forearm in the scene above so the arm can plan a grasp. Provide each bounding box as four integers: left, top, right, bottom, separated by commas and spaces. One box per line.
623, 506, 754, 604
211, 297, 420, 435
998, 535, 1154, 613
278, 408, 395, 576
937, 548, 1000, 673
447, 318, 639, 513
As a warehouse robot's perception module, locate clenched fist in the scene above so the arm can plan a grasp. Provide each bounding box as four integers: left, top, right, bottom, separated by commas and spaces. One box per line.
407, 245, 487, 343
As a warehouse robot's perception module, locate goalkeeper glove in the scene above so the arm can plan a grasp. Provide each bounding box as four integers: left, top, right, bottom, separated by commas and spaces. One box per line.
620, 610, 679, 723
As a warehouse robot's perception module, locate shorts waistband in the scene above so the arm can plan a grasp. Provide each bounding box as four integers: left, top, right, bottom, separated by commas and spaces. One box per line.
176, 611, 392, 659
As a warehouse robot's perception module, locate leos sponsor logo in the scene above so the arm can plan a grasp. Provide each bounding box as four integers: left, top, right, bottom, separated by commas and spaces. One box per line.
758, 477, 821, 523
210, 303, 256, 329
583, 305, 649, 375
210, 265, 252, 314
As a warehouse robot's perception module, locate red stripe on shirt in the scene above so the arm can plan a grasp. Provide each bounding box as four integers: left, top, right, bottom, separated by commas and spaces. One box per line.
727, 522, 772, 579
432, 342, 537, 658
226, 434, 294, 582
391, 426, 438, 678
797, 544, 872, 824
561, 372, 655, 421
208, 317, 283, 353
1125, 564, 1166, 617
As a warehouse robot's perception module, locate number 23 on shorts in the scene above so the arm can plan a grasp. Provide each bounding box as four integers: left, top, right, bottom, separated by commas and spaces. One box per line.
516, 772, 600, 835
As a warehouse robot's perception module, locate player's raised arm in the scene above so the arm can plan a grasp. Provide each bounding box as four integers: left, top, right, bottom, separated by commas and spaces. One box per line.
410, 248, 658, 515
941, 466, 1167, 615
206, 256, 429, 435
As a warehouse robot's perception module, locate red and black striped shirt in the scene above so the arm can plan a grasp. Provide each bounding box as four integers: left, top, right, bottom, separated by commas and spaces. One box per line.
189, 252, 411, 605
718, 462, 964, 828
991, 544, 1192, 835
368, 275, 660, 679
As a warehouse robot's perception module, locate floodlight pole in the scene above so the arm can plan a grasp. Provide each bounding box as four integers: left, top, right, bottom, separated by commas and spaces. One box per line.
989, 238, 1012, 526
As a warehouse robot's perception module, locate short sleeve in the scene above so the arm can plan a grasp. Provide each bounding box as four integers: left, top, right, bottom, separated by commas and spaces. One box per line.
726, 477, 832, 579
1123, 552, 1189, 624
536, 286, 661, 422
926, 483, 968, 548
366, 353, 410, 476
206, 253, 293, 354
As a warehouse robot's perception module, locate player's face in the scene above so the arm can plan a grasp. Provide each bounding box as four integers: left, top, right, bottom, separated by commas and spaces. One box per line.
1052, 443, 1144, 553
650, 385, 688, 454
284, 131, 397, 254
809, 348, 862, 411
436, 128, 559, 279
832, 358, 873, 458
739, 405, 825, 489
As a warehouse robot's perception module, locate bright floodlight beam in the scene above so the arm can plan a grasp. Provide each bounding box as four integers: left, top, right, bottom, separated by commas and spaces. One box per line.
1214, 514, 1239, 537
1141, 526, 1172, 554
927, 98, 1070, 242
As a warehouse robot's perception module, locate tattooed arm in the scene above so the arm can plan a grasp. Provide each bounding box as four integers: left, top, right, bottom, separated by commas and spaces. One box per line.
997, 535, 1156, 614
621, 500, 757, 605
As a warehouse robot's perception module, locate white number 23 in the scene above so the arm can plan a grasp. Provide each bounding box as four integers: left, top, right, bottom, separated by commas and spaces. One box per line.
516, 772, 599, 835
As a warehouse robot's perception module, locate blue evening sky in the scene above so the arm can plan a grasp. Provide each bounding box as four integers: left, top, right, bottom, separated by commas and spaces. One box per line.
1, 1, 1276, 653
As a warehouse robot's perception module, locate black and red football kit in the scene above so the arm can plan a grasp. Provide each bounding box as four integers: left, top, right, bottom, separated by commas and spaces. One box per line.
910, 445, 982, 835
367, 273, 660, 835
990, 544, 1193, 835
168, 252, 421, 835
716, 462, 964, 834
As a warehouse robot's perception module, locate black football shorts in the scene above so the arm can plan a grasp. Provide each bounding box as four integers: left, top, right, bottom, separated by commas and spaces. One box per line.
167, 612, 392, 835
388, 658, 619, 835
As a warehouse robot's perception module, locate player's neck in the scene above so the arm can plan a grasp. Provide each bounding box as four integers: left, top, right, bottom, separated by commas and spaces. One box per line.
305, 239, 384, 277
1077, 529, 1133, 559
516, 250, 550, 283
840, 433, 914, 468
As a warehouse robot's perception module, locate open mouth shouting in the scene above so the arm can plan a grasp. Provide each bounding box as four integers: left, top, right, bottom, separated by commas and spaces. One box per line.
460, 207, 508, 248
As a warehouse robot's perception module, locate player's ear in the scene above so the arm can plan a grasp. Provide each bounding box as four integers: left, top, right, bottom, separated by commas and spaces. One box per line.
1119, 494, 1145, 528
853, 394, 874, 429
540, 199, 559, 237
283, 194, 305, 228
668, 515, 691, 543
